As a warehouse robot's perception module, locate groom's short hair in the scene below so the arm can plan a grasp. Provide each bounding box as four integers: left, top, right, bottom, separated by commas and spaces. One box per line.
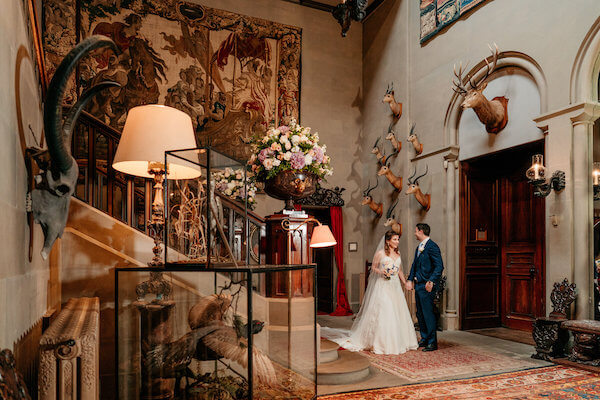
416, 223, 430, 236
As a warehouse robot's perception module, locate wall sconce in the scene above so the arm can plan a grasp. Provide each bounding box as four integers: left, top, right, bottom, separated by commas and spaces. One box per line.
593, 162, 600, 200
525, 154, 565, 197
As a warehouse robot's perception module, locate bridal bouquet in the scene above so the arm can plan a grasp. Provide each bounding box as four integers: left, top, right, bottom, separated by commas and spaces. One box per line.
382, 261, 399, 280
212, 167, 257, 210
247, 119, 333, 182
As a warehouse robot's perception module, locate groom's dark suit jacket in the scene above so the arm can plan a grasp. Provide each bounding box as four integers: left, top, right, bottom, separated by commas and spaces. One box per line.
408, 239, 444, 285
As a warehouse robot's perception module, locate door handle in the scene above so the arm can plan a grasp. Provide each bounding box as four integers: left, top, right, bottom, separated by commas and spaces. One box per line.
529, 266, 536, 276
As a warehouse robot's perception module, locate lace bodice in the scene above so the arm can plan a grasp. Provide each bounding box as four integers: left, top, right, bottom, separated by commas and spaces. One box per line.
381, 255, 402, 268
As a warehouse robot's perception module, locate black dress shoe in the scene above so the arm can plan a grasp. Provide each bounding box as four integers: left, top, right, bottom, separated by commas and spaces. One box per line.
418, 340, 427, 347
422, 344, 438, 352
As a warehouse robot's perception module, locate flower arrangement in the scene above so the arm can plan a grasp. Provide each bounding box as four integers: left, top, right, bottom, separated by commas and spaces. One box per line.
212, 167, 257, 210
382, 261, 399, 280
247, 119, 333, 182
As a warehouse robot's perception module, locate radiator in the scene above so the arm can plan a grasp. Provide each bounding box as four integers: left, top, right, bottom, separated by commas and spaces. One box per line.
39, 297, 100, 400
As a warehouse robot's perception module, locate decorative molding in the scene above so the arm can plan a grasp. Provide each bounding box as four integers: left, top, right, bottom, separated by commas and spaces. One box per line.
297, 185, 345, 207
570, 16, 600, 104
412, 145, 459, 162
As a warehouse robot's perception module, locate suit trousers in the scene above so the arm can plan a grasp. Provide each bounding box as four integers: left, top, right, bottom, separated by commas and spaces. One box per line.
415, 282, 437, 346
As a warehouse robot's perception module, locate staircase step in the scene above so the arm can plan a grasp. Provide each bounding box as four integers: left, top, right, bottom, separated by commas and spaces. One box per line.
317, 351, 371, 385
319, 339, 339, 363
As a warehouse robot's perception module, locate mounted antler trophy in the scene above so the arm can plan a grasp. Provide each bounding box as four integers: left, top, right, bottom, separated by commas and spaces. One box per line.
372, 137, 398, 166
383, 83, 402, 119
406, 165, 430, 211
407, 123, 423, 156
385, 128, 402, 152
384, 199, 402, 235
27, 36, 120, 259
452, 43, 508, 134
377, 160, 403, 191
362, 179, 383, 216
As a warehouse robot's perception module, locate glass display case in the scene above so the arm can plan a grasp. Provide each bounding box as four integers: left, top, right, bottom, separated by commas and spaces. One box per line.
115, 264, 317, 399
164, 147, 263, 266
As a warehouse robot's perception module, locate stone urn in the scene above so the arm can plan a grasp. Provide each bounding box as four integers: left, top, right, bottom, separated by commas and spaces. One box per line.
263, 170, 318, 209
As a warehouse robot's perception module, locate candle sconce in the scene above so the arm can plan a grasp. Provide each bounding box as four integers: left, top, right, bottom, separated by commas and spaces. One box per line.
525, 154, 565, 197
593, 162, 600, 200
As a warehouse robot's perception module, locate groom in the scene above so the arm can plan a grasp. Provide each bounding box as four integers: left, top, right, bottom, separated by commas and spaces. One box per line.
406, 223, 444, 352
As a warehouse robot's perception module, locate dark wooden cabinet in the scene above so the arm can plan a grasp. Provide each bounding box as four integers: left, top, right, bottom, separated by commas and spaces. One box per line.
264, 214, 314, 298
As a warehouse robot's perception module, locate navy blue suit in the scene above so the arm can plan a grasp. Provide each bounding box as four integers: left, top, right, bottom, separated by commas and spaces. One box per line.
408, 238, 444, 346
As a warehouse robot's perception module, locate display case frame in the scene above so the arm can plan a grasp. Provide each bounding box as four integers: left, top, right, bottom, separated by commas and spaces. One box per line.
114, 263, 317, 400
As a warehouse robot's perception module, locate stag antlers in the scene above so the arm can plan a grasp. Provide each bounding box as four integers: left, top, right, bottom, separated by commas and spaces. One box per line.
362, 179, 383, 216
452, 43, 508, 134
406, 165, 430, 211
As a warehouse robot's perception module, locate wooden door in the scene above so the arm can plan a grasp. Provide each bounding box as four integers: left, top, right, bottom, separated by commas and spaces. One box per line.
500, 172, 545, 330
460, 141, 545, 331
461, 164, 501, 329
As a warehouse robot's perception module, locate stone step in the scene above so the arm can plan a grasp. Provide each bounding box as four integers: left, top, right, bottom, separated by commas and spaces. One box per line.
319, 338, 339, 364
317, 350, 371, 385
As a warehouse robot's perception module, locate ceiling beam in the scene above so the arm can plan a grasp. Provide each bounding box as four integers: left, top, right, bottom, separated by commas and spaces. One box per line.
279, 0, 386, 19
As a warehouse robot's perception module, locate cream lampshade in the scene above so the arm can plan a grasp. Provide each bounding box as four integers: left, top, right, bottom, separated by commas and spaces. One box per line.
113, 104, 201, 179
310, 224, 337, 248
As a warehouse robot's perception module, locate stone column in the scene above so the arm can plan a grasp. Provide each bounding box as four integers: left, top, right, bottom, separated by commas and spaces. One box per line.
571, 110, 596, 319
443, 147, 459, 330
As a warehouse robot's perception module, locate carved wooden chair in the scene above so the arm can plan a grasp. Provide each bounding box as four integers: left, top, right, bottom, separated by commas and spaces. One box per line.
0, 349, 31, 400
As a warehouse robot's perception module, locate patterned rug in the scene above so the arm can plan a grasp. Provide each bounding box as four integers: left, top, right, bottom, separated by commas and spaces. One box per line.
318, 366, 600, 399
357, 339, 540, 382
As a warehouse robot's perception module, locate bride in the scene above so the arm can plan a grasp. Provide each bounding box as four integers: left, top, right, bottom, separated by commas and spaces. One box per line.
321, 230, 418, 354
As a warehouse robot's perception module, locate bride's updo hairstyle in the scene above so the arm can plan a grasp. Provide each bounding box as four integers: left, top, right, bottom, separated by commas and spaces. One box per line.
384, 230, 400, 256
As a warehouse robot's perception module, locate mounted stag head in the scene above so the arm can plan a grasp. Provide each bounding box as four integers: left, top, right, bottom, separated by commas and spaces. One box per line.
377, 159, 402, 191
452, 43, 508, 134
362, 179, 383, 216
385, 128, 402, 151
28, 35, 120, 259
382, 83, 402, 119
407, 123, 423, 156
406, 165, 430, 211
384, 199, 402, 235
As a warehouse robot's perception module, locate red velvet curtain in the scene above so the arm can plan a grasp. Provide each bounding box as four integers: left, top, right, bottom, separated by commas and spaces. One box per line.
329, 206, 353, 316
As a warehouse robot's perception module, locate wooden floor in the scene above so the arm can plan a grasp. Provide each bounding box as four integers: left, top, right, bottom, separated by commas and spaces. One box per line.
467, 327, 535, 346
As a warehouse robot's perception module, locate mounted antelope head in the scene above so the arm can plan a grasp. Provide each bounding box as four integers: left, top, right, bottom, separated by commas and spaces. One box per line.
407, 123, 423, 156
385, 128, 402, 151
406, 165, 430, 211
452, 43, 508, 134
377, 159, 402, 191
362, 179, 383, 216
371, 137, 385, 164
384, 199, 402, 235
382, 83, 402, 119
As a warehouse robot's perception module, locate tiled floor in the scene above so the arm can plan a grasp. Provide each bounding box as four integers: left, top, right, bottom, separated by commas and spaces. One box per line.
317, 315, 551, 396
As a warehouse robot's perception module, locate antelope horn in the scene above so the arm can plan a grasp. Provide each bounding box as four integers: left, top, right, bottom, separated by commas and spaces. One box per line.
386, 198, 399, 219
409, 123, 416, 137
367, 176, 379, 195
407, 166, 417, 184
63, 81, 121, 144
373, 136, 381, 148
44, 35, 119, 175
414, 164, 429, 185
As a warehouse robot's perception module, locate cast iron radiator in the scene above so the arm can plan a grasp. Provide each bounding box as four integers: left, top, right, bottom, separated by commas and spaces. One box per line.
38, 297, 100, 400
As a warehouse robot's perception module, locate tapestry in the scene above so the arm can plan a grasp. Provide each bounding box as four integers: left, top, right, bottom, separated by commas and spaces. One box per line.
319, 366, 600, 399
420, 0, 489, 44
42, 0, 302, 160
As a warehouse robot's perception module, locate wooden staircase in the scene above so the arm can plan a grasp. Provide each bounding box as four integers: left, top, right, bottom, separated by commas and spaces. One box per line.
317, 338, 371, 385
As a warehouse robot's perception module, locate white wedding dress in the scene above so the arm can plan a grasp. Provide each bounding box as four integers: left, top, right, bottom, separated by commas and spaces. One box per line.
321, 254, 418, 355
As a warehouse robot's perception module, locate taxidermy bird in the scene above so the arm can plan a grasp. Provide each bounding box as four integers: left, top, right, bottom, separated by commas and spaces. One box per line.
233, 314, 265, 339
188, 294, 277, 385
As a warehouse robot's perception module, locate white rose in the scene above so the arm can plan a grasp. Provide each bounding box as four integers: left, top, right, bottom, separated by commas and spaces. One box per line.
283, 152, 292, 161
305, 154, 313, 165
285, 142, 291, 150
291, 146, 300, 153
227, 182, 236, 190
291, 135, 300, 145
273, 159, 281, 167
263, 158, 274, 170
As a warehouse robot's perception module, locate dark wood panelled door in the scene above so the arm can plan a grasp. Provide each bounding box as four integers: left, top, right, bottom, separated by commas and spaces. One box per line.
500, 174, 545, 330
461, 164, 501, 329
461, 141, 545, 331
